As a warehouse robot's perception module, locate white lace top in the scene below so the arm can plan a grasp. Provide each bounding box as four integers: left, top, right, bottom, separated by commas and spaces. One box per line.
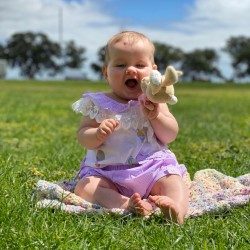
72, 92, 167, 168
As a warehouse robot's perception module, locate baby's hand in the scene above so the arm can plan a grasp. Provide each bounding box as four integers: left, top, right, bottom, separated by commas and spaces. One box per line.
139, 96, 159, 120
96, 119, 119, 142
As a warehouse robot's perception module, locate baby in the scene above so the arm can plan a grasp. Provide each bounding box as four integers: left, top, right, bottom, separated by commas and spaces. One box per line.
72, 31, 189, 224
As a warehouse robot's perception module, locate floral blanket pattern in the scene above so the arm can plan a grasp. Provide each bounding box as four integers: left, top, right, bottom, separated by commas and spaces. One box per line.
35, 169, 250, 218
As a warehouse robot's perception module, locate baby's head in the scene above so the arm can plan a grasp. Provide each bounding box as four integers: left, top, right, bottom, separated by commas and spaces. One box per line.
103, 31, 157, 102
104, 31, 155, 66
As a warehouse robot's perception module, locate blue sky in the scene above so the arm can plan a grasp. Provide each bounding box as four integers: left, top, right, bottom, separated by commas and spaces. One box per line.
0, 0, 250, 80
63, 0, 195, 31
89, 0, 193, 27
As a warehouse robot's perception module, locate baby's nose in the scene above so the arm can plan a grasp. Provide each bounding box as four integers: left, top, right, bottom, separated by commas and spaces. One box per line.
125, 66, 137, 76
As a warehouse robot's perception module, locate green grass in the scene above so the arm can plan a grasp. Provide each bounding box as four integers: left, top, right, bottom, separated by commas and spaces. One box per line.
0, 80, 249, 249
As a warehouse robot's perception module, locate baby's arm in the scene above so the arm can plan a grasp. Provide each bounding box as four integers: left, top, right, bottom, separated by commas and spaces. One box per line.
140, 100, 178, 145
77, 117, 119, 149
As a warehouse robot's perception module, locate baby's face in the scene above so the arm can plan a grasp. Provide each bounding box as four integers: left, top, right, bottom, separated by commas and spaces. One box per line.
103, 38, 156, 102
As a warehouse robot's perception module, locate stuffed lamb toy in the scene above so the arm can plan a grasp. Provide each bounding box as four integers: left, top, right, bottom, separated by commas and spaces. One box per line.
140, 66, 183, 105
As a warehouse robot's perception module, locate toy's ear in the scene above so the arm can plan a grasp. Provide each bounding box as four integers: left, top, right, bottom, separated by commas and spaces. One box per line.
162, 66, 182, 86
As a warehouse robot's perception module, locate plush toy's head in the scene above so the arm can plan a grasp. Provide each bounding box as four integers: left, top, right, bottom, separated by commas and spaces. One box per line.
140, 66, 183, 104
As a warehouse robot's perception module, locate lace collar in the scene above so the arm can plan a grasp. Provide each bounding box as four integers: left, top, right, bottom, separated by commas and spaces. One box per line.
72, 92, 150, 130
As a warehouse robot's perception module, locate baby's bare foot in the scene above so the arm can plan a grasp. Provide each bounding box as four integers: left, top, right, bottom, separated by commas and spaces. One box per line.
128, 193, 154, 216
149, 195, 184, 224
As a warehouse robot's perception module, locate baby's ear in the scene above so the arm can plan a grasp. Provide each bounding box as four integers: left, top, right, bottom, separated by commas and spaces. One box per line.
153, 64, 157, 70
102, 66, 108, 79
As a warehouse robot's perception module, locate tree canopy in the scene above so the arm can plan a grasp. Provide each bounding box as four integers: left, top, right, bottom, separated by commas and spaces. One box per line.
1, 32, 85, 79
64, 40, 86, 69
181, 49, 223, 81
153, 42, 183, 73
224, 36, 250, 79
90, 46, 105, 79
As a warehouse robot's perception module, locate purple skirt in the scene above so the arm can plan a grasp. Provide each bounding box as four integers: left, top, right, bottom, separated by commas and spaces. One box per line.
78, 151, 187, 199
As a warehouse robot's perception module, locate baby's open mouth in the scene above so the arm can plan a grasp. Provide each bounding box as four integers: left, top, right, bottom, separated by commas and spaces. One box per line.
125, 79, 138, 88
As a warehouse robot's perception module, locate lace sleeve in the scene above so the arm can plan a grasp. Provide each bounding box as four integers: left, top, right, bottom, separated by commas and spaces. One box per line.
72, 97, 99, 119
72, 96, 115, 123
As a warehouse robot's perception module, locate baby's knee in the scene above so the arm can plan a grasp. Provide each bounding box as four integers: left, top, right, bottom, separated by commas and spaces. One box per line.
74, 178, 86, 197
74, 176, 117, 196
158, 174, 182, 185
151, 174, 183, 194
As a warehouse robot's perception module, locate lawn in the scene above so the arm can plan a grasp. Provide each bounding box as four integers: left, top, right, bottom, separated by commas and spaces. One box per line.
0, 80, 249, 249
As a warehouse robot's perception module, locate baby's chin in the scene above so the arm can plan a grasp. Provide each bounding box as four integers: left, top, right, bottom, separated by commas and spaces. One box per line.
125, 92, 142, 101
119, 87, 143, 101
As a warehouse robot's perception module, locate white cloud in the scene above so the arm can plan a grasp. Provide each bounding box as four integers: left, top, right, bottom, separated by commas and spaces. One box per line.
139, 0, 250, 51
0, 0, 250, 79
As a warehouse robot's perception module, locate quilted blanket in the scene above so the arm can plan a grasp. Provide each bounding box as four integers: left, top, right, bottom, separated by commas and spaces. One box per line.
35, 169, 250, 218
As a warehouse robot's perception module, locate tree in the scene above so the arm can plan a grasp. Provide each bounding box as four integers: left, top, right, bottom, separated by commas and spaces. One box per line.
0, 44, 5, 57
153, 42, 183, 73
181, 49, 223, 81
4, 32, 62, 78
224, 36, 250, 79
2, 32, 87, 79
63, 40, 86, 68
0, 44, 8, 79
91, 46, 105, 79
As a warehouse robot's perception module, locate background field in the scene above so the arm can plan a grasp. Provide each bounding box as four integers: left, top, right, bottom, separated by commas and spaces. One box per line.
0, 80, 249, 249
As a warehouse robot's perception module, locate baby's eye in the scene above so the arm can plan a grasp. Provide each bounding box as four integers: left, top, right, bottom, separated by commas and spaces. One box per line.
136, 64, 146, 68
115, 64, 126, 68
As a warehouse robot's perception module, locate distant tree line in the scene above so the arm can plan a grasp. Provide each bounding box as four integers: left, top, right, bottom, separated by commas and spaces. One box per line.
0, 32, 250, 82
0, 32, 86, 79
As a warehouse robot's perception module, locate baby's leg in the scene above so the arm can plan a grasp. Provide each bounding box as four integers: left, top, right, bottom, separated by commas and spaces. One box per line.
128, 193, 155, 216
149, 175, 189, 224
75, 177, 154, 215
74, 176, 129, 209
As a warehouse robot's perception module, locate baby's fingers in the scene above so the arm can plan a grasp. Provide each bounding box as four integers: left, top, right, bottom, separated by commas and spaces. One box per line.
145, 102, 155, 111
105, 119, 119, 130
99, 119, 119, 134
140, 99, 156, 111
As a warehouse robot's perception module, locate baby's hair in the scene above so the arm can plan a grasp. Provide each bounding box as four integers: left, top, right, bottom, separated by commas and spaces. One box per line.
104, 31, 155, 65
